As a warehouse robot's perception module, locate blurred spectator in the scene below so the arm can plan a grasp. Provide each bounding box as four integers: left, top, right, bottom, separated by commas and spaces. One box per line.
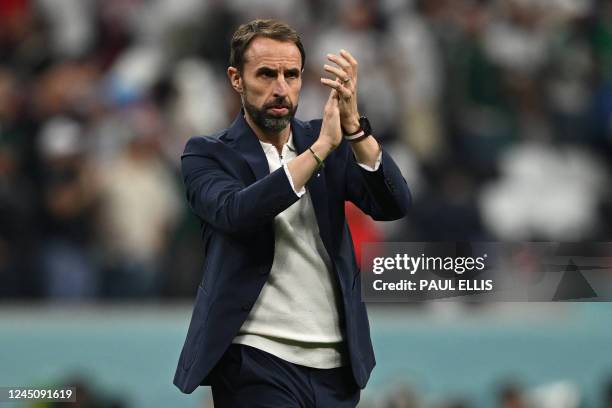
497, 382, 526, 408
95, 104, 181, 298
479, 142, 607, 240
383, 384, 421, 408
0, 69, 36, 298
37, 116, 100, 300
387, 1, 445, 163
36, 0, 95, 59
527, 381, 581, 408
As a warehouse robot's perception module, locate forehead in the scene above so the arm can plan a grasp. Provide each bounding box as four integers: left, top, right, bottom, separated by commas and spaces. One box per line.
243, 37, 302, 70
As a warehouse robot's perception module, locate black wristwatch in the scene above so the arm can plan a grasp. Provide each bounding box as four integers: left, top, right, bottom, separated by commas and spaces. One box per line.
343, 116, 372, 142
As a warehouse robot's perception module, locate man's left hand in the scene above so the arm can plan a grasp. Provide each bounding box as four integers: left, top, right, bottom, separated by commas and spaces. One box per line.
320, 49, 360, 134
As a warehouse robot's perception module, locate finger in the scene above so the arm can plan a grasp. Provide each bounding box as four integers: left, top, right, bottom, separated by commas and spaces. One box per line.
330, 90, 339, 105
320, 78, 351, 99
340, 49, 358, 70
323, 64, 350, 83
326, 87, 337, 100
324, 90, 339, 113
335, 83, 352, 100
327, 53, 351, 72
325, 87, 339, 103
320, 77, 348, 92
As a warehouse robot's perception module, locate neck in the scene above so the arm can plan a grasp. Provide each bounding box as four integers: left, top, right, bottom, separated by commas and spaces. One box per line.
243, 110, 290, 153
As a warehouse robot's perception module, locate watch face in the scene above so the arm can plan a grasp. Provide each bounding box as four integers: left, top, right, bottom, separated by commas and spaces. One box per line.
359, 116, 372, 136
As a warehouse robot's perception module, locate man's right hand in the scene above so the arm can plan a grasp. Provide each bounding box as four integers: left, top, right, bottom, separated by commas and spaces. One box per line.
312, 89, 342, 156
286, 89, 341, 193
319, 89, 343, 150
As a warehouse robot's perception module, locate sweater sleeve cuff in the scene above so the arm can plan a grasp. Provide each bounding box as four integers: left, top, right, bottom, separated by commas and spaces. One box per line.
356, 149, 382, 172
283, 163, 306, 197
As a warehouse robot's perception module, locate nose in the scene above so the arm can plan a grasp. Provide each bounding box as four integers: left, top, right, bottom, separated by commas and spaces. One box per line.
272, 75, 289, 97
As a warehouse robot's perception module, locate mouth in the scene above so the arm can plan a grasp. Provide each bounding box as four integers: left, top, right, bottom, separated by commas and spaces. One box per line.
267, 106, 290, 116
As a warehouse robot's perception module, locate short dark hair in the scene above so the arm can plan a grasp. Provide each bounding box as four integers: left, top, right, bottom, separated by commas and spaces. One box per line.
229, 19, 306, 72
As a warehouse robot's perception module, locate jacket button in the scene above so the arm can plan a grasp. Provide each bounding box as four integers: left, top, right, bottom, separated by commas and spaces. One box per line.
259, 268, 270, 276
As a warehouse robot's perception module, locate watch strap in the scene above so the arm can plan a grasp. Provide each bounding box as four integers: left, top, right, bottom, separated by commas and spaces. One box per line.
343, 116, 372, 141
344, 130, 366, 141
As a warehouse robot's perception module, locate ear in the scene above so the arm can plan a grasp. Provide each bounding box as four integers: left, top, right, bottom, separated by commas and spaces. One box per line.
227, 66, 243, 94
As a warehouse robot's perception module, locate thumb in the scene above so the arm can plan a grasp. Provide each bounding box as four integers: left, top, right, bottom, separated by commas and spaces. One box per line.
329, 89, 339, 105
325, 88, 337, 108
326, 88, 336, 101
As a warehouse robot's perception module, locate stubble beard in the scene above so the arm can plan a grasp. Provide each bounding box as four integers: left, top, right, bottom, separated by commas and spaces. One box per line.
242, 89, 298, 134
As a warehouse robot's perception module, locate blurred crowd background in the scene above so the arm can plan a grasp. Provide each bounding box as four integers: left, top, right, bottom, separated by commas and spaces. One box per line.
2, 0, 612, 299
1, 0, 612, 406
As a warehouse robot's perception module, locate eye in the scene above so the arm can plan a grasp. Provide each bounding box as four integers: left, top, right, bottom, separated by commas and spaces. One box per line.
286, 70, 300, 79
256, 68, 276, 79
257, 68, 276, 78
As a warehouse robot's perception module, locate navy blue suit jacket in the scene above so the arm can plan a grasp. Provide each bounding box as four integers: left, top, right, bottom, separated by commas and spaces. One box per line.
173, 113, 411, 393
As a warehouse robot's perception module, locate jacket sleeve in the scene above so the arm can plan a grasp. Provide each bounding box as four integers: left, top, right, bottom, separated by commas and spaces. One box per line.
181, 137, 300, 233
345, 147, 412, 221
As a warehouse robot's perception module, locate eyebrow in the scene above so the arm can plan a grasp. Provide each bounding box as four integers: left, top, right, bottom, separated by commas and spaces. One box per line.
255, 67, 276, 76
255, 67, 301, 77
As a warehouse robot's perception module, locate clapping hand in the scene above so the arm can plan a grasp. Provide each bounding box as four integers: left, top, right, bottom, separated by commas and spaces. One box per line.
320, 49, 360, 135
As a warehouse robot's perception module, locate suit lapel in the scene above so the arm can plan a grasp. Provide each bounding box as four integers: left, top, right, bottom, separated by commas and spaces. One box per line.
225, 113, 270, 181
291, 119, 335, 256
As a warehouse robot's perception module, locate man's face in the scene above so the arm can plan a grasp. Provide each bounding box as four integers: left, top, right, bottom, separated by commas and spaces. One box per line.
231, 37, 302, 133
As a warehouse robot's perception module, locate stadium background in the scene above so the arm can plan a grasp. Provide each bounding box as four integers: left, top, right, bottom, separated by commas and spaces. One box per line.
1, 0, 612, 406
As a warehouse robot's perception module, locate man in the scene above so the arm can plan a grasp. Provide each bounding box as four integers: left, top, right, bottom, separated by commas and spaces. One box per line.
174, 19, 411, 407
